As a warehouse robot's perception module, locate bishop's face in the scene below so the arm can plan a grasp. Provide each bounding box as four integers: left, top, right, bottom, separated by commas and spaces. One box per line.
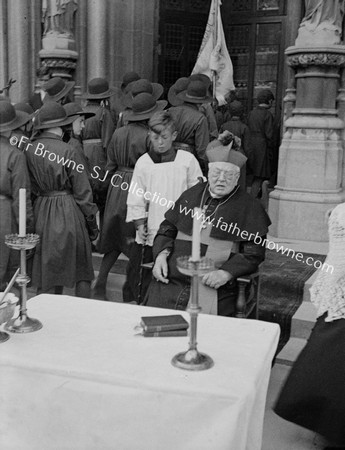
208, 162, 240, 198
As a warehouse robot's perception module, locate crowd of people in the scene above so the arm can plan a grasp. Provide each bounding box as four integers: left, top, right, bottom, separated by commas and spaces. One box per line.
0, 68, 277, 307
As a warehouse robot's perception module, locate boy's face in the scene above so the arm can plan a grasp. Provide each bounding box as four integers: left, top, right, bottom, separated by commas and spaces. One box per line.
149, 127, 177, 154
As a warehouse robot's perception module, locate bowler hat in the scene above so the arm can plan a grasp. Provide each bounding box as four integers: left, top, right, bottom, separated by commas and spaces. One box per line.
43, 77, 75, 103
121, 71, 141, 92
63, 102, 95, 120
167, 77, 190, 106
177, 80, 213, 104
81, 78, 116, 100
123, 79, 164, 108
0, 101, 31, 132
34, 102, 76, 130
125, 93, 167, 122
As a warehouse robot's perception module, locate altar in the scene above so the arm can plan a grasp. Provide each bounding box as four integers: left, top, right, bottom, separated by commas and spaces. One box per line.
0, 295, 280, 450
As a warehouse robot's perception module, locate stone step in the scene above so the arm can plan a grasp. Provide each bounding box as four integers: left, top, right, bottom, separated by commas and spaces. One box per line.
290, 300, 317, 340
275, 337, 307, 366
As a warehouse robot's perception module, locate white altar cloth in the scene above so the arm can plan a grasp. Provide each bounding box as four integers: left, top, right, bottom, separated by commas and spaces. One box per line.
0, 294, 279, 450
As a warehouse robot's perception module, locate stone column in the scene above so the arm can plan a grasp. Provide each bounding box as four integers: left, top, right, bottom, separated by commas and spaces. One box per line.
6, 0, 31, 102
269, 1, 345, 242
87, 0, 107, 78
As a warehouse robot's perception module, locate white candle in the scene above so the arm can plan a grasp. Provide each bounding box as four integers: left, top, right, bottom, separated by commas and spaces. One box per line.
19, 188, 26, 237
191, 207, 202, 261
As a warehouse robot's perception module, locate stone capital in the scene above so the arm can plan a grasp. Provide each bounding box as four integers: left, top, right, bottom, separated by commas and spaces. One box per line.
286, 46, 345, 68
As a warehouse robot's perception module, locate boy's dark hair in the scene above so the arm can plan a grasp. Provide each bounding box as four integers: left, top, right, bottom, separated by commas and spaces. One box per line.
149, 110, 176, 134
257, 89, 274, 105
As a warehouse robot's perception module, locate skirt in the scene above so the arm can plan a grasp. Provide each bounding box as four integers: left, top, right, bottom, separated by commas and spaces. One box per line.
274, 313, 345, 446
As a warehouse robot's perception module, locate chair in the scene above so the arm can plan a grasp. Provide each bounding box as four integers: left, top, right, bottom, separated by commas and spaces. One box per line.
234, 265, 262, 319
141, 262, 262, 319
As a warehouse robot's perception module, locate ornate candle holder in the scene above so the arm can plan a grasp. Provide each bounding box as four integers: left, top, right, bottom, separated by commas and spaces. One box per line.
4, 234, 42, 333
171, 256, 214, 371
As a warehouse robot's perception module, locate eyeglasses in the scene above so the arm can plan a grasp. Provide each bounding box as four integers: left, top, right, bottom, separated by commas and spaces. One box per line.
209, 169, 239, 181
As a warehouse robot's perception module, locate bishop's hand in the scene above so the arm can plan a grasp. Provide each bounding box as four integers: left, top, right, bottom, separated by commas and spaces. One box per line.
152, 251, 169, 284
201, 270, 232, 290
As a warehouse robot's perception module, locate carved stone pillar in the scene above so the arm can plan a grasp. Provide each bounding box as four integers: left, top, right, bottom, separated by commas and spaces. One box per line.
87, 0, 106, 78
269, 46, 345, 241
39, 0, 78, 80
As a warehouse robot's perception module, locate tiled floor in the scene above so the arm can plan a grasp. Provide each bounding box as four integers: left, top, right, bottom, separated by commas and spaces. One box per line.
263, 364, 324, 450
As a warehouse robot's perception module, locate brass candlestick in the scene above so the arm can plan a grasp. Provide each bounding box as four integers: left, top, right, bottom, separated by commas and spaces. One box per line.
4, 234, 42, 333
171, 256, 214, 371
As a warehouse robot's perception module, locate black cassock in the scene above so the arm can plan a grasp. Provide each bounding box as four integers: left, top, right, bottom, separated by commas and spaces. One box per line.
144, 182, 271, 316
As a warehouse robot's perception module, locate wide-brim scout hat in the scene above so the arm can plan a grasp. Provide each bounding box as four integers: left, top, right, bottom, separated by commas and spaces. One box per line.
81, 78, 116, 100
0, 101, 32, 132
123, 79, 164, 108
121, 71, 141, 92
34, 102, 76, 130
43, 77, 75, 103
125, 93, 167, 122
167, 77, 190, 107
177, 80, 213, 104
63, 102, 95, 120
206, 142, 247, 169
189, 73, 212, 89
14, 102, 35, 121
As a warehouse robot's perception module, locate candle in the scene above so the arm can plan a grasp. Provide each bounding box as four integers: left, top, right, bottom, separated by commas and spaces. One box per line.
191, 207, 202, 261
19, 188, 26, 237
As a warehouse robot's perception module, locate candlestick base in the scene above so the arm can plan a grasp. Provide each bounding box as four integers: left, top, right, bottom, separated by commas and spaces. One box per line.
171, 349, 214, 371
5, 315, 43, 333
0, 331, 10, 343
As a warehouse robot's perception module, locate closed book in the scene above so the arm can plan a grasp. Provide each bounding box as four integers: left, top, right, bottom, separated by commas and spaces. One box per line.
140, 314, 189, 333
143, 329, 188, 338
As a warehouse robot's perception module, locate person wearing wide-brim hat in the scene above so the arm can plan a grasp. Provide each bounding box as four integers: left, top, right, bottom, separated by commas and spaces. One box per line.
43, 76, 75, 104
189, 73, 218, 141
62, 102, 95, 181
123, 79, 164, 109
25, 102, 98, 298
0, 101, 34, 290
80, 78, 116, 229
81, 77, 116, 101
168, 79, 211, 175
11, 102, 35, 146
92, 93, 167, 300
117, 78, 164, 128
120, 71, 141, 94
167, 77, 189, 107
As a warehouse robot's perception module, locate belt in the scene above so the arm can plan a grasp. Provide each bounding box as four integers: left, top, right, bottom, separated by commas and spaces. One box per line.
117, 165, 134, 173
83, 139, 102, 144
174, 142, 195, 151
40, 190, 72, 197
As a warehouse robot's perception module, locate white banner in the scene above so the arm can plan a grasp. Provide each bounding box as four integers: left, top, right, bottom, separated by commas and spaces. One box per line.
192, 0, 234, 105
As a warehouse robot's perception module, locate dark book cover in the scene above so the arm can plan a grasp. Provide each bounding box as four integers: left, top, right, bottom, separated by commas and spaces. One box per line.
143, 329, 188, 337
140, 314, 189, 332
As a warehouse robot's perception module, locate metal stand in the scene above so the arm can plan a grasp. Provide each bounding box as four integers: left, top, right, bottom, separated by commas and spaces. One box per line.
171, 256, 214, 371
4, 234, 42, 333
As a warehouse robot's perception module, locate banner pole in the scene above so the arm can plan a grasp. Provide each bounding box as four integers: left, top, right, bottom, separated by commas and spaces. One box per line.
212, 0, 218, 102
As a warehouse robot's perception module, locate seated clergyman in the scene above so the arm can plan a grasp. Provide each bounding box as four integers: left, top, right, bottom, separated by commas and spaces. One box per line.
143, 143, 271, 316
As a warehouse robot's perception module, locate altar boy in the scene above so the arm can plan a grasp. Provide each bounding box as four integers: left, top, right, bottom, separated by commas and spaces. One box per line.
123, 110, 203, 303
